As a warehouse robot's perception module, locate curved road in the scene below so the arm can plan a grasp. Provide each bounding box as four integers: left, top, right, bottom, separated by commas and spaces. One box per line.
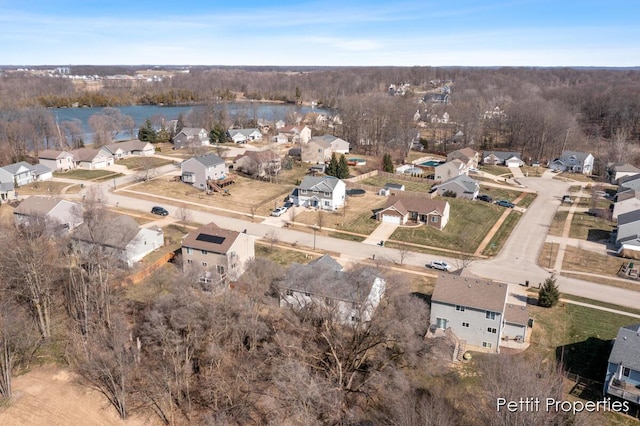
70, 166, 640, 310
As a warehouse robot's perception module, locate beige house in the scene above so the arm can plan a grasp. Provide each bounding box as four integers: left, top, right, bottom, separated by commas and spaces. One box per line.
279, 124, 311, 144
302, 135, 350, 164
434, 159, 468, 182
38, 150, 76, 171
376, 194, 450, 229
233, 150, 281, 178
181, 222, 255, 287
447, 147, 479, 169
70, 148, 114, 169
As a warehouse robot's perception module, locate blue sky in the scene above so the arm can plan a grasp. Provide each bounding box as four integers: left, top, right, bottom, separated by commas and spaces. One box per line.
1, 0, 638, 66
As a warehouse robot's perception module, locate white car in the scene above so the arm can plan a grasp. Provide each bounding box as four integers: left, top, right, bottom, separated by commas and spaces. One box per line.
469, 167, 480, 173
427, 260, 452, 271
271, 206, 288, 217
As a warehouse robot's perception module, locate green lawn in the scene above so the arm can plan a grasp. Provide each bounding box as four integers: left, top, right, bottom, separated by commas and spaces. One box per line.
360, 175, 433, 192
569, 212, 616, 240
478, 185, 523, 202
390, 198, 504, 252
479, 164, 512, 177
54, 169, 117, 180
548, 211, 568, 237
337, 208, 382, 235
517, 192, 538, 208
117, 157, 173, 170
481, 210, 521, 256
255, 243, 317, 265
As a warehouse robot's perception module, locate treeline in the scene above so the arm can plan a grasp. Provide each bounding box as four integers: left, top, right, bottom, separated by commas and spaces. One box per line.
0, 190, 597, 424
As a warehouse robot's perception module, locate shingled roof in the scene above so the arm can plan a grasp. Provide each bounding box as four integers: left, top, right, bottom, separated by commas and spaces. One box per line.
431, 274, 508, 313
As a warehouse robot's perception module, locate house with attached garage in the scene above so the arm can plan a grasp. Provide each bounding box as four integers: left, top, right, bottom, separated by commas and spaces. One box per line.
172, 127, 210, 149
228, 128, 263, 144
429, 274, 529, 354
608, 162, 640, 185
14, 196, 83, 233
181, 153, 228, 190
101, 140, 155, 159
548, 150, 594, 175
482, 151, 524, 167
432, 174, 480, 200
614, 210, 640, 258
376, 194, 450, 230
289, 175, 346, 211
279, 255, 386, 326
181, 222, 255, 287
434, 159, 468, 182
612, 189, 640, 221
38, 150, 76, 171
302, 134, 350, 164
447, 147, 479, 169
604, 323, 640, 405
0, 161, 37, 187
70, 148, 114, 169
71, 213, 164, 268
279, 124, 311, 145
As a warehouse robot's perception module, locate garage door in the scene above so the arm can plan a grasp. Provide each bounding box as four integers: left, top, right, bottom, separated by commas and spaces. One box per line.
382, 214, 401, 224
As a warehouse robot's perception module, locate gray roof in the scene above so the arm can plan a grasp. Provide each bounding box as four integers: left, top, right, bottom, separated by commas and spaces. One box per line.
228, 128, 260, 137
560, 150, 591, 163
38, 149, 73, 160
190, 153, 225, 168
103, 140, 152, 153
385, 183, 405, 190
179, 127, 206, 137
33, 164, 52, 175
611, 163, 640, 174
483, 151, 522, 161
618, 209, 640, 227
308, 254, 343, 271
608, 324, 640, 371
434, 174, 479, 194
0, 182, 14, 192
72, 213, 141, 249
299, 176, 341, 192
432, 274, 508, 313
282, 263, 379, 304
15, 196, 63, 216
1, 161, 35, 175
620, 173, 640, 186
504, 303, 529, 326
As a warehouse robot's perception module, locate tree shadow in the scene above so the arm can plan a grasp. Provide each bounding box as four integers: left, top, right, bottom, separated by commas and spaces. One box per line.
556, 337, 613, 382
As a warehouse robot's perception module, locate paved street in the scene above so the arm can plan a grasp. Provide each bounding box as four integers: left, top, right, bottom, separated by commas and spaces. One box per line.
60, 164, 640, 310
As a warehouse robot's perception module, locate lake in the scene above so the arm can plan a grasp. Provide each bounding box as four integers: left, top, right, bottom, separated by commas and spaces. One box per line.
51, 103, 329, 143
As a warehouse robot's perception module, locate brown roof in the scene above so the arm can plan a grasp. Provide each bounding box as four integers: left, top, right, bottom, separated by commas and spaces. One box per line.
458, 147, 477, 158
181, 222, 239, 255
380, 194, 447, 216
38, 149, 73, 160
431, 274, 508, 313
15, 196, 62, 216
237, 150, 279, 163
504, 303, 529, 326
70, 148, 108, 162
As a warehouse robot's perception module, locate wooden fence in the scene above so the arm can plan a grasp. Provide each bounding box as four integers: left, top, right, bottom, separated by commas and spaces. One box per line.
125, 251, 176, 285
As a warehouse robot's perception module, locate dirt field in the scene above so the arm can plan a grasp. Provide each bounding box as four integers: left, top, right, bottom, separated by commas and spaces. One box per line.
0, 367, 156, 426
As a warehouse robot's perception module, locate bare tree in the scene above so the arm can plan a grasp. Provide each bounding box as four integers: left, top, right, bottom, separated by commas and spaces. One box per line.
316, 210, 325, 232
265, 230, 279, 250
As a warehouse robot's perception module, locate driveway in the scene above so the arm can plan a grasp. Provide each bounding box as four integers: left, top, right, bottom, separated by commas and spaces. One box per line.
363, 222, 399, 245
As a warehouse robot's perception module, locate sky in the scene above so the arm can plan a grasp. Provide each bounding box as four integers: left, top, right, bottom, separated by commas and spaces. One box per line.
1, 0, 639, 67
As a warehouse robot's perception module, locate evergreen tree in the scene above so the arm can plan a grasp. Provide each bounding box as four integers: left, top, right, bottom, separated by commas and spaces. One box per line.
326, 152, 339, 177
137, 119, 157, 142
209, 123, 227, 144
538, 274, 560, 307
382, 153, 394, 173
337, 154, 350, 179
156, 125, 171, 143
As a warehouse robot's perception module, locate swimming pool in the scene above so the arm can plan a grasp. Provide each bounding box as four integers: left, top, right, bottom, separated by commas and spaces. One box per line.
419, 160, 443, 167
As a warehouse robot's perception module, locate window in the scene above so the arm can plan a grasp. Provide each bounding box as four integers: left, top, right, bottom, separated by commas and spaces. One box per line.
455, 305, 465, 312
431, 216, 439, 222
487, 327, 497, 334
623, 367, 630, 377
201, 250, 207, 255
351, 316, 360, 323
482, 341, 493, 349
485, 311, 497, 320
324, 192, 331, 197
216, 265, 225, 275
201, 261, 207, 267
324, 201, 331, 206
304, 292, 311, 297
186, 259, 192, 264
286, 289, 293, 296
186, 247, 192, 254
462, 322, 469, 328
301, 189, 307, 195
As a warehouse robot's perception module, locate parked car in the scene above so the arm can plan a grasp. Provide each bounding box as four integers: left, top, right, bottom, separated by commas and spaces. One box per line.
151, 206, 169, 216
427, 260, 452, 271
271, 206, 288, 217
477, 194, 493, 203
561, 195, 573, 204
495, 200, 515, 208
469, 167, 480, 173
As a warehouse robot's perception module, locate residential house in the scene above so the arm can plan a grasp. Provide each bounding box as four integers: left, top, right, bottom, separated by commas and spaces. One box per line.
482, 151, 524, 167
604, 323, 640, 405
432, 174, 480, 200
14, 196, 83, 232
619, 174, 640, 194
181, 153, 228, 190
425, 93, 450, 104
549, 150, 594, 175
302, 134, 350, 164
233, 150, 281, 179
609, 163, 640, 185
70, 148, 114, 169
376, 194, 450, 229
615, 210, 640, 258
613, 189, 640, 221
38, 150, 76, 171
33, 164, 53, 182
172, 127, 210, 149
430, 112, 450, 124
430, 274, 529, 353
271, 133, 289, 144
279, 255, 386, 326
228, 128, 263, 144
0, 161, 37, 187
71, 213, 164, 268
279, 124, 312, 144
101, 140, 155, 159
181, 222, 255, 286
290, 176, 346, 210
447, 147, 479, 169
434, 159, 468, 182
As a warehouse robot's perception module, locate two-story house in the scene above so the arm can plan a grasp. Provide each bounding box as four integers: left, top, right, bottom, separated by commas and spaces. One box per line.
181, 153, 228, 190
434, 159, 468, 182
447, 147, 479, 169
279, 124, 312, 144
181, 222, 255, 287
172, 127, 210, 149
290, 176, 346, 211
0, 161, 37, 187
549, 150, 594, 175
38, 150, 76, 171
279, 255, 386, 326
302, 135, 350, 164
604, 323, 640, 405
430, 274, 529, 353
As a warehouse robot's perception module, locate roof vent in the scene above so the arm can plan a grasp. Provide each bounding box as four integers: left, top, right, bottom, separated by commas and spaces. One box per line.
468, 284, 471, 288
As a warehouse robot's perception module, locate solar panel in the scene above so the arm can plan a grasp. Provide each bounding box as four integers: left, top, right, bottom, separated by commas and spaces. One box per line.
195, 233, 226, 244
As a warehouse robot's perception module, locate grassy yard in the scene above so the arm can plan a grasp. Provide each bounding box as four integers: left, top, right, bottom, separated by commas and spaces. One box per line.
255, 243, 318, 265
569, 212, 616, 240
479, 164, 512, 177
54, 169, 119, 180
481, 210, 521, 256
478, 185, 523, 202
14, 180, 82, 195
548, 211, 568, 237
390, 197, 504, 252
117, 157, 173, 170
517, 192, 538, 208
562, 246, 627, 277
360, 175, 433, 192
